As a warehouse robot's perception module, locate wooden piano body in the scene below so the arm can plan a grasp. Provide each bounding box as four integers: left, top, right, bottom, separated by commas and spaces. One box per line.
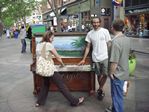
30, 32, 95, 95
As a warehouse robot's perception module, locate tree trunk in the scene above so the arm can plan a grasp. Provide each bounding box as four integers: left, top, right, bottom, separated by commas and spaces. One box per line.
56, 15, 61, 32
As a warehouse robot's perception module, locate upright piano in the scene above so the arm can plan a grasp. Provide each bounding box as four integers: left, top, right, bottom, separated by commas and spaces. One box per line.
30, 32, 95, 96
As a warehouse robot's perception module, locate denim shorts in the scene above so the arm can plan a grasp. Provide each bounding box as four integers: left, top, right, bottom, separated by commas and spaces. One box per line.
94, 59, 108, 75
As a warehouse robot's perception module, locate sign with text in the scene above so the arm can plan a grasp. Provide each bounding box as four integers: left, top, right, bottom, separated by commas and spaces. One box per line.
101, 8, 111, 16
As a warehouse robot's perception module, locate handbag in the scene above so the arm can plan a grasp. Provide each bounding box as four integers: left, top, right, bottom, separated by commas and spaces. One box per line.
36, 43, 56, 77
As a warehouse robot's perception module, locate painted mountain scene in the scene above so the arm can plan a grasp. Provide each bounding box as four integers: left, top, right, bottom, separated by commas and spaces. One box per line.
53, 36, 85, 57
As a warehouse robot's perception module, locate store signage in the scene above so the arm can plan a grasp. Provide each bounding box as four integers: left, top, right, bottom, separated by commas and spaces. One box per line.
126, 8, 149, 14
101, 8, 111, 16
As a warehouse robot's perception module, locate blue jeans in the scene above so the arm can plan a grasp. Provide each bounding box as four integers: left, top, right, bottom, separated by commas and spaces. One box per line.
21, 39, 26, 53
111, 78, 124, 112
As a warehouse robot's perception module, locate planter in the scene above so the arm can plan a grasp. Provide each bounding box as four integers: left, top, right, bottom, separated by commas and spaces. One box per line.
129, 58, 136, 76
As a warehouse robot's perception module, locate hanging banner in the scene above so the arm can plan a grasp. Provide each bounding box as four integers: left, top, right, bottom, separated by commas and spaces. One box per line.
112, 0, 123, 6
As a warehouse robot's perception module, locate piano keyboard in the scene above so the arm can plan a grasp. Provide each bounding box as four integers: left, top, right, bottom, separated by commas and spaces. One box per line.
55, 65, 92, 72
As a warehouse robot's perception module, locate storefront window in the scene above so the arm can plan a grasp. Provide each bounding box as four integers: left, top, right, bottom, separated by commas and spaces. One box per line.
132, 0, 139, 5
125, 0, 149, 7
140, 0, 149, 4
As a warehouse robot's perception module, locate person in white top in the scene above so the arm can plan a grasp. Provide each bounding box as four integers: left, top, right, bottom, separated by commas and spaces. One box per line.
6, 29, 10, 38
19, 26, 26, 53
78, 17, 111, 100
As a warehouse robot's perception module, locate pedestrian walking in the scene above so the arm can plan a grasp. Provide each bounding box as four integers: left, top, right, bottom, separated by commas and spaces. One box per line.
19, 26, 27, 53
35, 31, 84, 107
0, 22, 3, 39
78, 17, 111, 100
26, 25, 32, 53
0, 32, 2, 39
6, 29, 10, 38
105, 19, 131, 112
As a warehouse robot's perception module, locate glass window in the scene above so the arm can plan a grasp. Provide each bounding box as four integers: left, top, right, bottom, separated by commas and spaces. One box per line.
132, 0, 139, 5
125, 0, 132, 7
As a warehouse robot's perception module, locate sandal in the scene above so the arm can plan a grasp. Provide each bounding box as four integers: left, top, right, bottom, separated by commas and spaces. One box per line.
35, 103, 40, 107
78, 97, 84, 105
71, 97, 84, 106
105, 105, 112, 112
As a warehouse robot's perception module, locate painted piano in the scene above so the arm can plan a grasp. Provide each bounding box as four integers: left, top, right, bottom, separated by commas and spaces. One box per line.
30, 32, 95, 95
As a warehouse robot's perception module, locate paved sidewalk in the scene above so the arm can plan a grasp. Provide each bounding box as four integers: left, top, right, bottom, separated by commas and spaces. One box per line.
0, 36, 149, 112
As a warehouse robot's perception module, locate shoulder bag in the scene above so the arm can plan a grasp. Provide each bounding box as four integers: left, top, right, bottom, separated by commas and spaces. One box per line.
36, 43, 56, 77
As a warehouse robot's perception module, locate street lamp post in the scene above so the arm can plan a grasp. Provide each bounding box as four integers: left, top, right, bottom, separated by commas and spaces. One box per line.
78, 1, 82, 32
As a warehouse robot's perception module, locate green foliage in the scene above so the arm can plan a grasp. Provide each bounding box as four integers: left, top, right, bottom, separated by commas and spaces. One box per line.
0, 0, 36, 27
129, 50, 136, 60
2, 17, 14, 27
71, 36, 86, 49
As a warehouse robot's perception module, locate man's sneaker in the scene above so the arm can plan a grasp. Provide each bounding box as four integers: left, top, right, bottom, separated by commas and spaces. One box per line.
105, 106, 112, 112
97, 89, 105, 100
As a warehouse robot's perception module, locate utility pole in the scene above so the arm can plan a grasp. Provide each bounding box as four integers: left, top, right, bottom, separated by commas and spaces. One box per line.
78, 1, 82, 32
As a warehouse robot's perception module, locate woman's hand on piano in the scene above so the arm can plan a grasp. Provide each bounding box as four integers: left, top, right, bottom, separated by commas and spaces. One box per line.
78, 60, 85, 66
59, 63, 65, 68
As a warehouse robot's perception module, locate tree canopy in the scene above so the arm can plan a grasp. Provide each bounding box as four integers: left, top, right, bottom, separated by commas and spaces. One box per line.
0, 0, 37, 27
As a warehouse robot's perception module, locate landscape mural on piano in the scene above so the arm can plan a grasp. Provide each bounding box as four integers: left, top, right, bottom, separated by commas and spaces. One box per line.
35, 35, 86, 57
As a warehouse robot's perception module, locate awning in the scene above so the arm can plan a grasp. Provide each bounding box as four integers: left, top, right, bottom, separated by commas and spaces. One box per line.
48, 7, 67, 18
60, 7, 67, 15
49, 7, 67, 17
50, 12, 55, 17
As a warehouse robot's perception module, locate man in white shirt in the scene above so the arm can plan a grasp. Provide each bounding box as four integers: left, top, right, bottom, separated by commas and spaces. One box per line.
78, 17, 111, 100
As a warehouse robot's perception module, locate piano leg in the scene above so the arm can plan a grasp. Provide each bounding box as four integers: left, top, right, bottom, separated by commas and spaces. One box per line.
33, 72, 37, 95
89, 72, 95, 96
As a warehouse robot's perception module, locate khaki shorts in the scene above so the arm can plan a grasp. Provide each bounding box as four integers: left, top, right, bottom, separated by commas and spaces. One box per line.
94, 59, 108, 75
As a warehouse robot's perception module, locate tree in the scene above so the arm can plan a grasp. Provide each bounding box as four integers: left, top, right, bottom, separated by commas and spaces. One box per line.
0, 0, 10, 19
46, 0, 65, 32
1, 0, 37, 27
0, 0, 12, 27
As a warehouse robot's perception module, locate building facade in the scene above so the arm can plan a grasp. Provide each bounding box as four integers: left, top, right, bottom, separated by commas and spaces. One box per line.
124, 0, 149, 37
42, 0, 113, 32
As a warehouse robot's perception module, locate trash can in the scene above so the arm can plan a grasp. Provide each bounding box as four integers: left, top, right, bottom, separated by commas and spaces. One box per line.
129, 58, 136, 76
129, 51, 136, 76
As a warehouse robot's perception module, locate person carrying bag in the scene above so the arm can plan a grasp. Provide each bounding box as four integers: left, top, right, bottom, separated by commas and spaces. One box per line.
35, 31, 84, 107
36, 43, 56, 77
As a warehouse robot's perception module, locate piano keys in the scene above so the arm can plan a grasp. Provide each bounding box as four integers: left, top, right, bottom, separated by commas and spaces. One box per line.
55, 65, 92, 72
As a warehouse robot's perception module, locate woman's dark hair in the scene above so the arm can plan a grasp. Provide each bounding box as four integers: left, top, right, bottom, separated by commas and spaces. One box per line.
41, 31, 54, 42
112, 19, 124, 31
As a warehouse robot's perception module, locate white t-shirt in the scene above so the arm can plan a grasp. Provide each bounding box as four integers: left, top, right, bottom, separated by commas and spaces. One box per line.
36, 42, 54, 59
19, 28, 26, 39
86, 27, 111, 62
6, 29, 10, 37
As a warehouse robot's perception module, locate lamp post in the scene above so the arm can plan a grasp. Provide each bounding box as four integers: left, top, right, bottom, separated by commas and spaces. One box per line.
78, 1, 82, 32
